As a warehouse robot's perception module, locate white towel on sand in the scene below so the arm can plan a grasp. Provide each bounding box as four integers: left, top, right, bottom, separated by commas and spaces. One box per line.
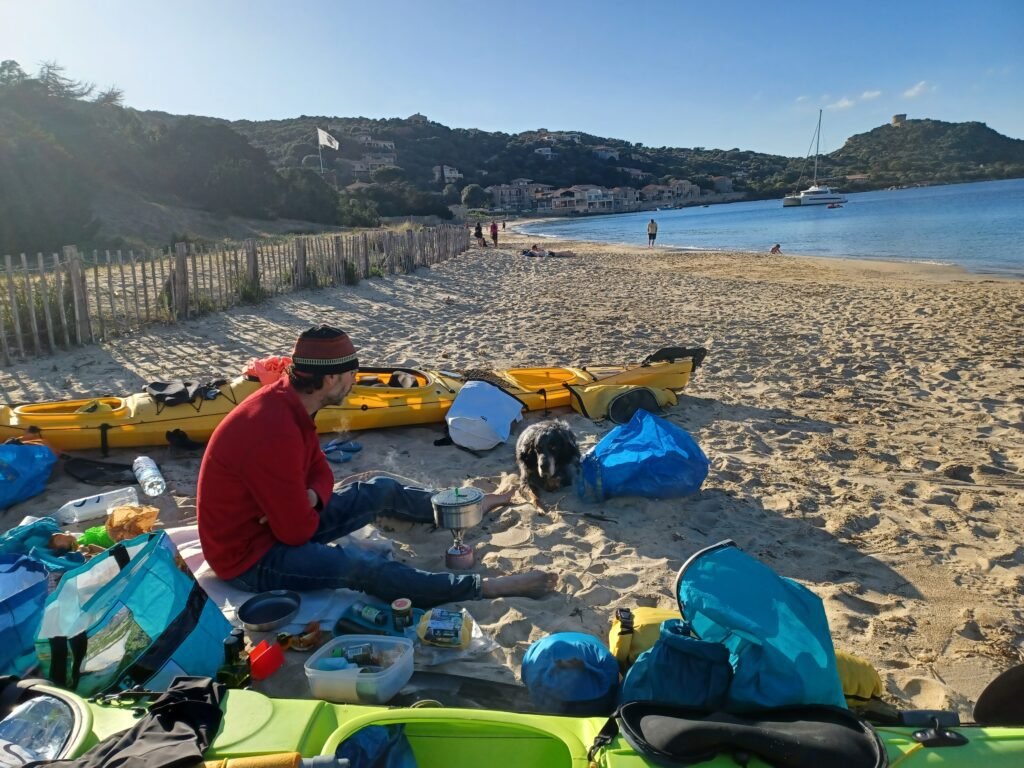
166, 524, 392, 633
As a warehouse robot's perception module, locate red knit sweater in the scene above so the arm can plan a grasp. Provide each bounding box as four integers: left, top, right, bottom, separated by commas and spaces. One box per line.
196, 378, 335, 579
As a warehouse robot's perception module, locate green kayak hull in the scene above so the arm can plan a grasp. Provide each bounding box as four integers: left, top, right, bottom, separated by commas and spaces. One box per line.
68, 687, 1024, 767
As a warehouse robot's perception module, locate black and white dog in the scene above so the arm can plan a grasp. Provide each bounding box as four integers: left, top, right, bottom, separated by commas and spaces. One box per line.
515, 419, 581, 508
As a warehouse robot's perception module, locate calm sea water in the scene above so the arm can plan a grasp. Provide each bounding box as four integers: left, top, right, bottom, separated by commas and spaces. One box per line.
519, 178, 1024, 276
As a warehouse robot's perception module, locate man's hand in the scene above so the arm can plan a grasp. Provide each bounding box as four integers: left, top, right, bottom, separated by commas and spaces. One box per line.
256, 489, 318, 525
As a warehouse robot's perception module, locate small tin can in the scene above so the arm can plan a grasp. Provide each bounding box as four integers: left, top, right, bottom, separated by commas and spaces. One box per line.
391, 598, 413, 630
344, 643, 376, 666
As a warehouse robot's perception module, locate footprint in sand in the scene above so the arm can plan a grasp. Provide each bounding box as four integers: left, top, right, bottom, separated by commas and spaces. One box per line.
891, 674, 950, 710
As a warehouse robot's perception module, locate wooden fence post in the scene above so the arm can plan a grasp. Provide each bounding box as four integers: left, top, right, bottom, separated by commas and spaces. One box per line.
174, 242, 189, 320
245, 240, 259, 297
52, 253, 71, 349
18, 254, 41, 355
361, 233, 370, 278
63, 246, 88, 345
5, 254, 25, 359
295, 238, 307, 289
35, 253, 56, 352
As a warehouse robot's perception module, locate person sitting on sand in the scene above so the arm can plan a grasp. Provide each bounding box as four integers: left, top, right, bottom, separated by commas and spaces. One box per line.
528, 244, 549, 257
197, 325, 555, 607
770, 243, 782, 255
473, 222, 487, 247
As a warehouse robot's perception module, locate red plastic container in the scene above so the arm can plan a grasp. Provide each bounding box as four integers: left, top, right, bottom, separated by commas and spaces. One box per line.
250, 639, 285, 680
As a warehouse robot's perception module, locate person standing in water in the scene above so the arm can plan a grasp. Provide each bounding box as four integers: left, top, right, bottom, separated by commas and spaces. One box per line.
647, 218, 658, 247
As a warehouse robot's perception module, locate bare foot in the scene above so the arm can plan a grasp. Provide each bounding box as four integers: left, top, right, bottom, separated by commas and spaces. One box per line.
482, 490, 513, 513
481, 570, 557, 599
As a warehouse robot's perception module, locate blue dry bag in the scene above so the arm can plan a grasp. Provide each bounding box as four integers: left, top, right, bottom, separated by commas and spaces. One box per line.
0, 443, 57, 510
578, 409, 709, 502
676, 540, 846, 710
522, 632, 620, 715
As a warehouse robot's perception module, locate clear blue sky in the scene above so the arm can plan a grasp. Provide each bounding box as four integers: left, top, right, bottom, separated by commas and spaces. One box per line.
2, 0, 1021, 157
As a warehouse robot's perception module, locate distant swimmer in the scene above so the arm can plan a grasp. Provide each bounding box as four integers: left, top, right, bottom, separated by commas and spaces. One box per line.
770, 243, 782, 255
647, 218, 658, 247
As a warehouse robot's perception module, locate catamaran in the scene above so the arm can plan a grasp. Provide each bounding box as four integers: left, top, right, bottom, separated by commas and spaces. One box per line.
783, 109, 848, 207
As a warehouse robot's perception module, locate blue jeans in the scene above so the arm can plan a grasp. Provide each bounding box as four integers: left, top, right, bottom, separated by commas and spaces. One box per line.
227, 477, 481, 608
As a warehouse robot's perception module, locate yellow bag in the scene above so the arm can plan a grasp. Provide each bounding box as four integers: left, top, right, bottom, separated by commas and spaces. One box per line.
835, 648, 884, 707
608, 606, 679, 671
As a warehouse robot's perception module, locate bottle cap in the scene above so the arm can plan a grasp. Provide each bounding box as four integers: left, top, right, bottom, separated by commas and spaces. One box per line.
391, 598, 412, 612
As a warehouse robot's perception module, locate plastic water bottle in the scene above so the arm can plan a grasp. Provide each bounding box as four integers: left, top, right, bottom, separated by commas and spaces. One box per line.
132, 456, 166, 496
55, 487, 139, 525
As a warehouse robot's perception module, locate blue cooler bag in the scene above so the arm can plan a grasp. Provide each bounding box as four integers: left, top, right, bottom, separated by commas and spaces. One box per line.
522, 632, 620, 715
0, 555, 49, 675
35, 531, 231, 696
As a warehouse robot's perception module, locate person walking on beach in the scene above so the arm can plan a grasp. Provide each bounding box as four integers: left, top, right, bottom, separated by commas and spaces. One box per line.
647, 218, 658, 247
473, 222, 487, 247
196, 324, 556, 606
490, 220, 499, 247
770, 243, 782, 255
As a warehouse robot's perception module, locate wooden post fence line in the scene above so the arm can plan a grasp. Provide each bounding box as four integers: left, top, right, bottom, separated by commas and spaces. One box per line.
0, 225, 470, 364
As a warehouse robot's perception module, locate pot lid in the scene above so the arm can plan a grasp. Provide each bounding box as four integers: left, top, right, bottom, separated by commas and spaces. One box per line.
431, 486, 484, 508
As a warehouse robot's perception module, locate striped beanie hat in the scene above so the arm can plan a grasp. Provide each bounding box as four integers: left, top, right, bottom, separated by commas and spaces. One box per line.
291, 325, 359, 375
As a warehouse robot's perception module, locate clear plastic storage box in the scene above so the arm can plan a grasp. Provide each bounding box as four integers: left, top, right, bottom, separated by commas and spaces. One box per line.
304, 634, 414, 704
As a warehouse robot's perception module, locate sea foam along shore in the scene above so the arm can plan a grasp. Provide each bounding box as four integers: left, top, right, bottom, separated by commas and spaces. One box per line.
1, 232, 1022, 714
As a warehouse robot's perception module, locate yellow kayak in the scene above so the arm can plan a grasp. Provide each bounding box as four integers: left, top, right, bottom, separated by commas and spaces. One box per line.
0, 347, 706, 452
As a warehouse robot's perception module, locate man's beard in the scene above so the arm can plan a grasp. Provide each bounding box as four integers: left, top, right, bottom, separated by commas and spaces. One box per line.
321, 382, 351, 407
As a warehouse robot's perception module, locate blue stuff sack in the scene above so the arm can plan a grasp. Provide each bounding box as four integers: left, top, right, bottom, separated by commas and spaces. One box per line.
676, 540, 846, 710
335, 724, 417, 768
0, 555, 49, 675
620, 619, 732, 709
522, 632, 620, 715
0, 443, 57, 510
578, 409, 709, 502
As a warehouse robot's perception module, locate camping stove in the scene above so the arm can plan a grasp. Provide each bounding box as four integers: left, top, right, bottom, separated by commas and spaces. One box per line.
431, 487, 485, 570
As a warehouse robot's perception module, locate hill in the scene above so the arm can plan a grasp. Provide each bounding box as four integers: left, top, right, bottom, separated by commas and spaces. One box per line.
831, 119, 1024, 186
2, 59, 1023, 254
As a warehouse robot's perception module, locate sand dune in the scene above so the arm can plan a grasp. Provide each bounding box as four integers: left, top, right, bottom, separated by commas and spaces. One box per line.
2, 231, 1022, 715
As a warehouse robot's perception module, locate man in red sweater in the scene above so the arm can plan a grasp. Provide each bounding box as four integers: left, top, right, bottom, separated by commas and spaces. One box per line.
197, 325, 555, 607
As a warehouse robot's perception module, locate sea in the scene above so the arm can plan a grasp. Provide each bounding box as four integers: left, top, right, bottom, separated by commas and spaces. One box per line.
518, 178, 1024, 277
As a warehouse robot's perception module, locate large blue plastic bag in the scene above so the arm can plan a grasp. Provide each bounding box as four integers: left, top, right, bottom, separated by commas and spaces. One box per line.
35, 531, 231, 696
0, 443, 57, 510
578, 409, 709, 502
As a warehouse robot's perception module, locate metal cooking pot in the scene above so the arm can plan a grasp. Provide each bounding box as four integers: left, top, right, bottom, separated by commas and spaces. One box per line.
431, 487, 485, 530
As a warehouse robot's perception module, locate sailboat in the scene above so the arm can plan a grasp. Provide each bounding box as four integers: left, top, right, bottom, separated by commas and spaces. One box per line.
783, 109, 848, 207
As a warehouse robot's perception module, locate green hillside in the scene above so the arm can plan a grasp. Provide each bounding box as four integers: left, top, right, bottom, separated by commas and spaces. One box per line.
2, 59, 1023, 255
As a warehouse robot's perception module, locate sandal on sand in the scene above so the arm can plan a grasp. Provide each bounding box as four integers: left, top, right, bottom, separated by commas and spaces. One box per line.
324, 449, 353, 464
325, 438, 363, 453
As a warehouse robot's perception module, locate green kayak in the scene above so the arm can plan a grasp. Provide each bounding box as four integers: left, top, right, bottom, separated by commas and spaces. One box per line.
24, 684, 1018, 768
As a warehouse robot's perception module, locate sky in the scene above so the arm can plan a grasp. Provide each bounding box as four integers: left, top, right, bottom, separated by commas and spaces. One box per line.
2, 0, 1022, 157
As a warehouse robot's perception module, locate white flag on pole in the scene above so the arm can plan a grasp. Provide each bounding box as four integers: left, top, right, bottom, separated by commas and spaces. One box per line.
317, 128, 339, 150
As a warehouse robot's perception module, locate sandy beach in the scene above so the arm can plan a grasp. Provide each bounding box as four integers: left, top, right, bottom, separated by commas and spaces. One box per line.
2, 231, 1022, 716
